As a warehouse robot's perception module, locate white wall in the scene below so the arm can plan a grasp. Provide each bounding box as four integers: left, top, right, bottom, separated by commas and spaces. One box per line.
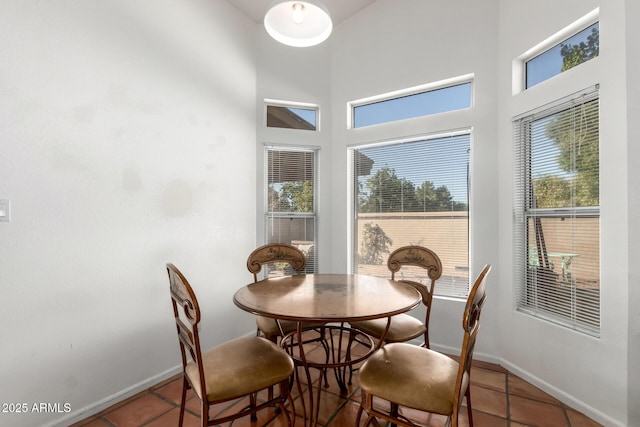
0, 1, 257, 425
329, 0, 501, 359
625, 1, 640, 426
255, 27, 333, 265
497, 1, 629, 426
325, 0, 631, 425
2, 1, 635, 426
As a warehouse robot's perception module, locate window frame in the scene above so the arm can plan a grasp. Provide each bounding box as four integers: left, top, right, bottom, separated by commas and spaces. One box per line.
512, 8, 599, 95
347, 74, 473, 129
513, 86, 600, 336
348, 130, 472, 299
264, 145, 319, 274
264, 99, 319, 131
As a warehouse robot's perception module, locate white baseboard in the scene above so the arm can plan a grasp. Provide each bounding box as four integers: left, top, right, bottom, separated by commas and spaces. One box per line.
44, 364, 183, 427
497, 359, 624, 427
427, 343, 623, 427
43, 337, 625, 427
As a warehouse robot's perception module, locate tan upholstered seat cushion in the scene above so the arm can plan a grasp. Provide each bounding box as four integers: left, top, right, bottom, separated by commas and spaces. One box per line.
351, 314, 426, 343
256, 316, 323, 339
256, 316, 299, 337
358, 343, 469, 415
185, 336, 294, 402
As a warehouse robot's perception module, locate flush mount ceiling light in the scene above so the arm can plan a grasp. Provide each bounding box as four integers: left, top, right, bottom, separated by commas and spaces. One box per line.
264, 0, 333, 47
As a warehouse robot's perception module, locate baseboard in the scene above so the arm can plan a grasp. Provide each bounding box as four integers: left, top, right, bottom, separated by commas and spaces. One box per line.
43, 337, 625, 427
427, 343, 495, 364
428, 343, 623, 427
43, 364, 182, 427
498, 358, 624, 427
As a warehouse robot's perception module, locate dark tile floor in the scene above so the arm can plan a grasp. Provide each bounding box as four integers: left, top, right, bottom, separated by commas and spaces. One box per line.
71, 355, 603, 427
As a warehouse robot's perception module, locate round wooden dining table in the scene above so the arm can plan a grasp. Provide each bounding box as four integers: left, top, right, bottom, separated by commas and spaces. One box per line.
233, 273, 422, 427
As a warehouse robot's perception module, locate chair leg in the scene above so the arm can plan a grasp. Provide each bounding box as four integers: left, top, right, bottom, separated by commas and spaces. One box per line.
266, 333, 278, 403
356, 391, 367, 426
390, 402, 399, 427
281, 381, 294, 427
250, 392, 258, 422
318, 326, 330, 387
201, 401, 209, 427
355, 404, 363, 425
465, 386, 474, 427
178, 377, 188, 427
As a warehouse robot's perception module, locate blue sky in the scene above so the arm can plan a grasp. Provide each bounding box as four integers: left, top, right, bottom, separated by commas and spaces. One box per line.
354, 82, 472, 128
526, 22, 598, 88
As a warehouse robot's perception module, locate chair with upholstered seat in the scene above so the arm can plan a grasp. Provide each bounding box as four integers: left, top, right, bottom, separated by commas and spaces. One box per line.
166, 263, 294, 427
247, 243, 321, 342
356, 264, 491, 427
247, 243, 329, 388
351, 245, 442, 347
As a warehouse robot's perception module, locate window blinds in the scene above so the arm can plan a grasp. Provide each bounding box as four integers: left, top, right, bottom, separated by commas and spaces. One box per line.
265, 146, 318, 273
350, 133, 470, 298
513, 87, 600, 335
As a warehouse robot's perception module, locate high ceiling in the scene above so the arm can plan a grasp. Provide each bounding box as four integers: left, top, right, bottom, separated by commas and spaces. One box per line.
227, 0, 376, 26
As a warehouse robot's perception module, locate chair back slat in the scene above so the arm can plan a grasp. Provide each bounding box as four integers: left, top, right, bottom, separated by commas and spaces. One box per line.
387, 245, 443, 281
166, 263, 207, 400
387, 246, 442, 305
246, 243, 307, 282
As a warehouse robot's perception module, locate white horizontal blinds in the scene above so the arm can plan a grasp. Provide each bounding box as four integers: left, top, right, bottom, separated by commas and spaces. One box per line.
265, 147, 317, 274
352, 134, 470, 298
513, 88, 600, 335
266, 148, 315, 213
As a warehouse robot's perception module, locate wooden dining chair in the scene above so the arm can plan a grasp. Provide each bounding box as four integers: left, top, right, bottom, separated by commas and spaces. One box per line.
356, 264, 491, 427
166, 263, 294, 427
247, 243, 329, 387
351, 245, 443, 347
247, 243, 320, 343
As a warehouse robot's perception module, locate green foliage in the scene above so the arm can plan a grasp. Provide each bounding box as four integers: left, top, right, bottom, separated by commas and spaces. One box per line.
533, 28, 599, 208
359, 223, 393, 264
542, 96, 599, 208
268, 180, 313, 212
560, 27, 599, 72
358, 167, 467, 213
281, 180, 314, 212
416, 181, 458, 211
533, 175, 572, 208
267, 186, 290, 211
359, 167, 417, 212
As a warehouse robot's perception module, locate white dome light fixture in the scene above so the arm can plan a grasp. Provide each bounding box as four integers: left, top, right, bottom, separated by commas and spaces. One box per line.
264, 0, 333, 47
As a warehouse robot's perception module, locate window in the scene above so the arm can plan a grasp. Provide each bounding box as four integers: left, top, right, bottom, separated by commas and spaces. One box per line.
525, 21, 599, 89
350, 78, 472, 128
265, 147, 318, 274
266, 101, 318, 131
349, 132, 470, 297
513, 87, 600, 335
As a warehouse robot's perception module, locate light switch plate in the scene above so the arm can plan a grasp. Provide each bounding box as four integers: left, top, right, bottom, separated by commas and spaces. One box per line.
0, 199, 10, 222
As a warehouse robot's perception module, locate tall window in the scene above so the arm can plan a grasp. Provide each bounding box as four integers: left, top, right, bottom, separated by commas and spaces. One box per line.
265, 147, 318, 274
513, 87, 600, 335
349, 133, 470, 297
